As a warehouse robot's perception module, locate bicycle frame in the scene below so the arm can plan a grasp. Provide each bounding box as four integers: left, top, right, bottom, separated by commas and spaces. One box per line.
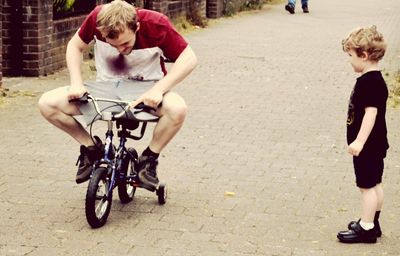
70, 91, 166, 228
99, 119, 117, 199
82, 94, 157, 199
99, 125, 139, 198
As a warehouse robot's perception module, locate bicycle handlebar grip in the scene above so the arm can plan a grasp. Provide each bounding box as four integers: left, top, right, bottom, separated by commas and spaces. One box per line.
68, 92, 89, 104
133, 103, 157, 113
135, 102, 146, 109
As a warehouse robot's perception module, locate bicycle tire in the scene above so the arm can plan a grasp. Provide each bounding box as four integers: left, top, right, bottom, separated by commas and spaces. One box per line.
85, 167, 112, 228
118, 148, 138, 203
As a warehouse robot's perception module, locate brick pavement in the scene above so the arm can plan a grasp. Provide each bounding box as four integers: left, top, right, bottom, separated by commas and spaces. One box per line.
0, 0, 400, 255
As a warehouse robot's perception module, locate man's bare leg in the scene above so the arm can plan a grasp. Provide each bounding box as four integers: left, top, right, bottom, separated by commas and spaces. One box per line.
131, 91, 187, 187
38, 86, 93, 146
149, 91, 187, 153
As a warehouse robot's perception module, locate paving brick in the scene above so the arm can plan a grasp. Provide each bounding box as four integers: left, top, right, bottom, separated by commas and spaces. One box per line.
1, 0, 400, 255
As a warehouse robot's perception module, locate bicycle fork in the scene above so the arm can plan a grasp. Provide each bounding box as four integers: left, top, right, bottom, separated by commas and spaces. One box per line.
100, 120, 117, 200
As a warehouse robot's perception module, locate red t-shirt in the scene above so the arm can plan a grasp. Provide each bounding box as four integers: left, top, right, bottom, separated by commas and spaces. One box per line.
78, 7, 188, 81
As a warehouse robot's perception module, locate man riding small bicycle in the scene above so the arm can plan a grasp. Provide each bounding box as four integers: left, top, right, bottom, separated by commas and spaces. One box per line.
38, 0, 197, 188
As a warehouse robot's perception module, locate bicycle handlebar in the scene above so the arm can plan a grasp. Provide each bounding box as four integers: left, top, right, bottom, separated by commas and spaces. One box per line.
69, 93, 159, 122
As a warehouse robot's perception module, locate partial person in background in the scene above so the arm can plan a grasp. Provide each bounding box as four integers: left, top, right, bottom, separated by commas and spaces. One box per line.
285, 0, 309, 14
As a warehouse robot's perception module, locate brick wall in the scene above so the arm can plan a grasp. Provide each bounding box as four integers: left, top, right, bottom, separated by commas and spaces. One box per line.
2, 0, 21, 76
1, 0, 90, 77
49, 16, 87, 75
22, 0, 53, 76
206, 0, 223, 18
150, 0, 183, 18
0, 0, 233, 79
0, 2, 2, 85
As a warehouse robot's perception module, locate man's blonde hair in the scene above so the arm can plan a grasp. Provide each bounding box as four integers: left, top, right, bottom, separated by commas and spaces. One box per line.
97, 0, 138, 39
342, 25, 387, 61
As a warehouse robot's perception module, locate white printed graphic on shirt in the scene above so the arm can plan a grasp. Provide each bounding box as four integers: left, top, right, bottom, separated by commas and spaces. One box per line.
94, 37, 164, 82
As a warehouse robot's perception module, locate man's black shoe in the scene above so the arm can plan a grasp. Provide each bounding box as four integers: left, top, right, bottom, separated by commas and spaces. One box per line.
302, 5, 309, 13
348, 219, 382, 237
285, 4, 295, 14
337, 222, 377, 243
137, 155, 159, 189
75, 136, 103, 184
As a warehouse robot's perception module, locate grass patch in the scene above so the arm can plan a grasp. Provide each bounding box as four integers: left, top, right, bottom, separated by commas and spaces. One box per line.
224, 0, 281, 17
0, 87, 39, 97
172, 15, 200, 34
0, 86, 40, 106
385, 69, 400, 108
172, 0, 284, 33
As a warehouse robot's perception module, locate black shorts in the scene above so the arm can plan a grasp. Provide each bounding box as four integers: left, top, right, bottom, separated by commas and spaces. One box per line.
353, 154, 384, 189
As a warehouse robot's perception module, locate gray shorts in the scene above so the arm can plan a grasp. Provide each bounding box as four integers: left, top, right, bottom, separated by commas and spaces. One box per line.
73, 80, 155, 127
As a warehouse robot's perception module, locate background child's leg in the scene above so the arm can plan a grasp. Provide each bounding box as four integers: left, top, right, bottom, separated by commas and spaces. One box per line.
360, 187, 378, 223
374, 183, 384, 211
373, 183, 383, 235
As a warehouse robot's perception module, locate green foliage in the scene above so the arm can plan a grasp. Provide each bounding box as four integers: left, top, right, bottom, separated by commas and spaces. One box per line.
172, 15, 194, 33
53, 0, 76, 12
224, 0, 271, 16
223, 0, 237, 16
188, 0, 208, 27
240, 0, 265, 11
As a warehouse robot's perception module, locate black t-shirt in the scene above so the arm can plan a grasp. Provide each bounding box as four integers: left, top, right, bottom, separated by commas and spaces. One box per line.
347, 71, 389, 157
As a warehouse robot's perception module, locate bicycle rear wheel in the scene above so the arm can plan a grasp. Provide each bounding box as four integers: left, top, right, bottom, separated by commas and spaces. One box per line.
85, 167, 112, 228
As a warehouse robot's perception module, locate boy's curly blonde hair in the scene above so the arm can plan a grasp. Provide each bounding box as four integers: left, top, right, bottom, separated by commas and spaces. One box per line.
97, 0, 138, 39
342, 25, 387, 61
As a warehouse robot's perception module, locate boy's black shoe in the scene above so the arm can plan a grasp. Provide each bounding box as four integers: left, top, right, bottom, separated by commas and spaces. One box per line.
285, 4, 295, 14
302, 5, 309, 13
137, 155, 159, 189
75, 136, 103, 184
348, 219, 382, 237
337, 222, 377, 243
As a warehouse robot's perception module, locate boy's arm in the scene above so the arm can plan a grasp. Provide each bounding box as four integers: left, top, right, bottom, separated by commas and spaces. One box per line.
348, 107, 377, 156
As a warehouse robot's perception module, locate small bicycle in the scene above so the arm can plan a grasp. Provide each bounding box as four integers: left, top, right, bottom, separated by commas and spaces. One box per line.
70, 93, 167, 228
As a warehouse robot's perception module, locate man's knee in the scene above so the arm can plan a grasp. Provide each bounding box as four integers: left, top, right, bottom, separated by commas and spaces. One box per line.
38, 91, 52, 117
174, 102, 187, 124
38, 87, 74, 118
162, 92, 187, 123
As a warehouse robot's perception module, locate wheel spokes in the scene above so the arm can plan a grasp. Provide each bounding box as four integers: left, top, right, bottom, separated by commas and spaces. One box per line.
94, 179, 109, 218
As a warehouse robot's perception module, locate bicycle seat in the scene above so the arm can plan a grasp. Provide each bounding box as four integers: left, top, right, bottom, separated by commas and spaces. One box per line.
114, 107, 159, 122
132, 110, 159, 122
116, 118, 139, 130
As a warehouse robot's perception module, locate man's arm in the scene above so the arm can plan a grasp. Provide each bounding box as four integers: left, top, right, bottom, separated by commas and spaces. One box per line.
155, 45, 197, 93
348, 107, 377, 156
66, 31, 90, 100
130, 45, 197, 108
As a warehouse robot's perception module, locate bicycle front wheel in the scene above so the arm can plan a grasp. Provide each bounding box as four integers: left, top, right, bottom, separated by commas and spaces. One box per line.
85, 167, 112, 228
118, 148, 137, 203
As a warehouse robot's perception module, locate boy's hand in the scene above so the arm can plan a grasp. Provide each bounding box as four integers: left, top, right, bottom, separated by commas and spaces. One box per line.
348, 140, 364, 156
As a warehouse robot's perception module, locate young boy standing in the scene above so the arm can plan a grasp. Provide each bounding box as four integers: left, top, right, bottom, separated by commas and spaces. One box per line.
337, 25, 389, 244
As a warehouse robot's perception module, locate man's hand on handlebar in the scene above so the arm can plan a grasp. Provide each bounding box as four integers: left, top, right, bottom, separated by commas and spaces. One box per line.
129, 88, 163, 110
68, 86, 88, 101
